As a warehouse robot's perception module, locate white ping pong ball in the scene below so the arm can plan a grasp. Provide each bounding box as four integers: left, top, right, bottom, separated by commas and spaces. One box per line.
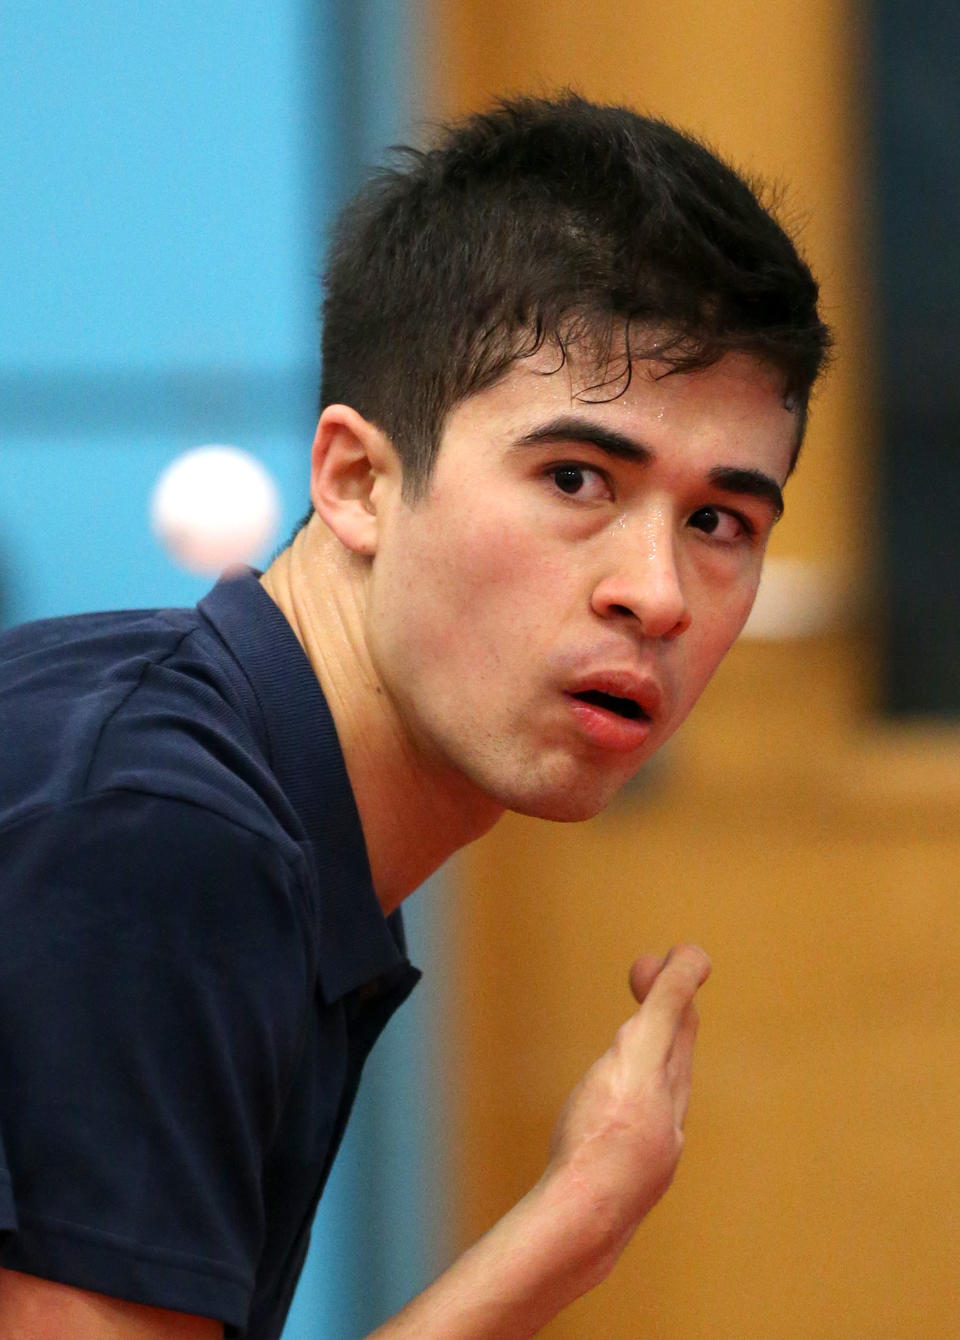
150, 445, 281, 575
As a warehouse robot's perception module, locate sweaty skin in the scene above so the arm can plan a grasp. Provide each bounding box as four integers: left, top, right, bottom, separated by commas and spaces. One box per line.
264, 344, 796, 908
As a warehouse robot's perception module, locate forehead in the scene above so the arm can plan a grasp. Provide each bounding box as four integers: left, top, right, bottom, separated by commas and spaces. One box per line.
438, 343, 798, 481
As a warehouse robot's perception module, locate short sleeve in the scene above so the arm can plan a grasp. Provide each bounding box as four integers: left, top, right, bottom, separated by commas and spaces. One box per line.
0, 791, 316, 1330
0, 1125, 17, 1236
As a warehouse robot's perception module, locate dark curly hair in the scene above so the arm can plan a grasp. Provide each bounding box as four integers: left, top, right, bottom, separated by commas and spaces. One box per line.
318, 92, 831, 500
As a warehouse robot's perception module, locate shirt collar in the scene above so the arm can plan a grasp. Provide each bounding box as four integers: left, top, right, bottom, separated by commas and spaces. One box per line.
197, 569, 418, 1003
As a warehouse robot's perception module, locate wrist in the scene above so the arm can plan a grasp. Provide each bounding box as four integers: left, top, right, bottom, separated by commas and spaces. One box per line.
526, 1162, 631, 1294
365, 1171, 625, 1340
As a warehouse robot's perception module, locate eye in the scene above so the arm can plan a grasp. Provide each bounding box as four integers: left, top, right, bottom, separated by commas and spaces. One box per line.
547, 464, 611, 502
687, 505, 753, 543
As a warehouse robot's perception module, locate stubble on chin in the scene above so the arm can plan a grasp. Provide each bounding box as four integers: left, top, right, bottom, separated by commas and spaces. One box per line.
492, 759, 640, 824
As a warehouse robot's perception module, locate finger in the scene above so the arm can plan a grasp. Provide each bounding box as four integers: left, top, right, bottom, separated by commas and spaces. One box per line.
666, 1000, 700, 1126
628, 953, 665, 1005
628, 944, 711, 1070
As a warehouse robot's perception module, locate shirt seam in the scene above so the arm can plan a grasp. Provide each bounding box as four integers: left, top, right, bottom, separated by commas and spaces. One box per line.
0, 787, 308, 882
77, 624, 197, 795
0, 786, 322, 1072
12, 1209, 252, 1288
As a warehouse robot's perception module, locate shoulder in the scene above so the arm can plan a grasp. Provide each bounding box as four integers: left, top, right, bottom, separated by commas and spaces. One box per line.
0, 789, 317, 981
0, 604, 231, 815
0, 600, 301, 851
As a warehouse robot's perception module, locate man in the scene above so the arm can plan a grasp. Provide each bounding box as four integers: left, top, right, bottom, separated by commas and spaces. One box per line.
0, 95, 830, 1337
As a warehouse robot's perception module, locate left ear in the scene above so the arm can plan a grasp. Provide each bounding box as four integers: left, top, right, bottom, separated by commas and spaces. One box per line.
309, 404, 400, 555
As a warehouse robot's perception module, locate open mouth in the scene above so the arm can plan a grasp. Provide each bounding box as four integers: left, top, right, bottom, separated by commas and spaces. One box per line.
571, 689, 649, 722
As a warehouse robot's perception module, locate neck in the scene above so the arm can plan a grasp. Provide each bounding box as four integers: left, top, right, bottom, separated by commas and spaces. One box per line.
260, 518, 502, 914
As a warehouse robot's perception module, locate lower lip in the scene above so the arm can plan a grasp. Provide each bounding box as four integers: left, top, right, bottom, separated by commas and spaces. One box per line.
565, 694, 654, 753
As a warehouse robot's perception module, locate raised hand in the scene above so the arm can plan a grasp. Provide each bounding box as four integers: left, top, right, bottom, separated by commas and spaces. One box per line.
541, 945, 712, 1279
366, 945, 711, 1339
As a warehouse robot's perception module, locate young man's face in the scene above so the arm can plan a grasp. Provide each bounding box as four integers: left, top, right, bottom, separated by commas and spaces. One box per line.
364, 345, 798, 821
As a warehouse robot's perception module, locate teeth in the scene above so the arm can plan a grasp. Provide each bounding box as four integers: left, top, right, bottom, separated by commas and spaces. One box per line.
575, 690, 645, 721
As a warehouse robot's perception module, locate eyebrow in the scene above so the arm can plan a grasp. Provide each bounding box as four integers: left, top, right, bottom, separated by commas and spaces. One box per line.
514, 414, 785, 518
708, 467, 784, 519
516, 416, 653, 465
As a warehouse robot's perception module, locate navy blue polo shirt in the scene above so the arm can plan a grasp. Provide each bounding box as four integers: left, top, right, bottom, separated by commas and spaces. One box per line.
0, 571, 420, 1338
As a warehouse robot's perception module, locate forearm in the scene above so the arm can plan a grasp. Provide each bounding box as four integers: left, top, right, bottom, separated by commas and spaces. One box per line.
365, 1172, 620, 1340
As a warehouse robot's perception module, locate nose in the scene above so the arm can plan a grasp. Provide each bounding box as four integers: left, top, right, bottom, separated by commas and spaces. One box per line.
590, 516, 691, 639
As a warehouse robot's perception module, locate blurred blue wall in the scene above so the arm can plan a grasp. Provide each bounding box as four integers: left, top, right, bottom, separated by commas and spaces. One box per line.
1, 4, 445, 1335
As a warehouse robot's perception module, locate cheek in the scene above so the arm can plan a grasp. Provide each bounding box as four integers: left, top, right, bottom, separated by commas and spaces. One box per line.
689, 575, 761, 680
721, 574, 761, 635
422, 499, 563, 610
379, 515, 560, 675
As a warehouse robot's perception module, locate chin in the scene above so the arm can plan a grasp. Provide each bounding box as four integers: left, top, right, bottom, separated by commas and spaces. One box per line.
462, 742, 650, 824
500, 774, 627, 824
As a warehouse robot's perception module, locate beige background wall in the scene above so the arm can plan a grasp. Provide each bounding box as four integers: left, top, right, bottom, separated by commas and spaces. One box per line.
424, 3, 960, 1336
